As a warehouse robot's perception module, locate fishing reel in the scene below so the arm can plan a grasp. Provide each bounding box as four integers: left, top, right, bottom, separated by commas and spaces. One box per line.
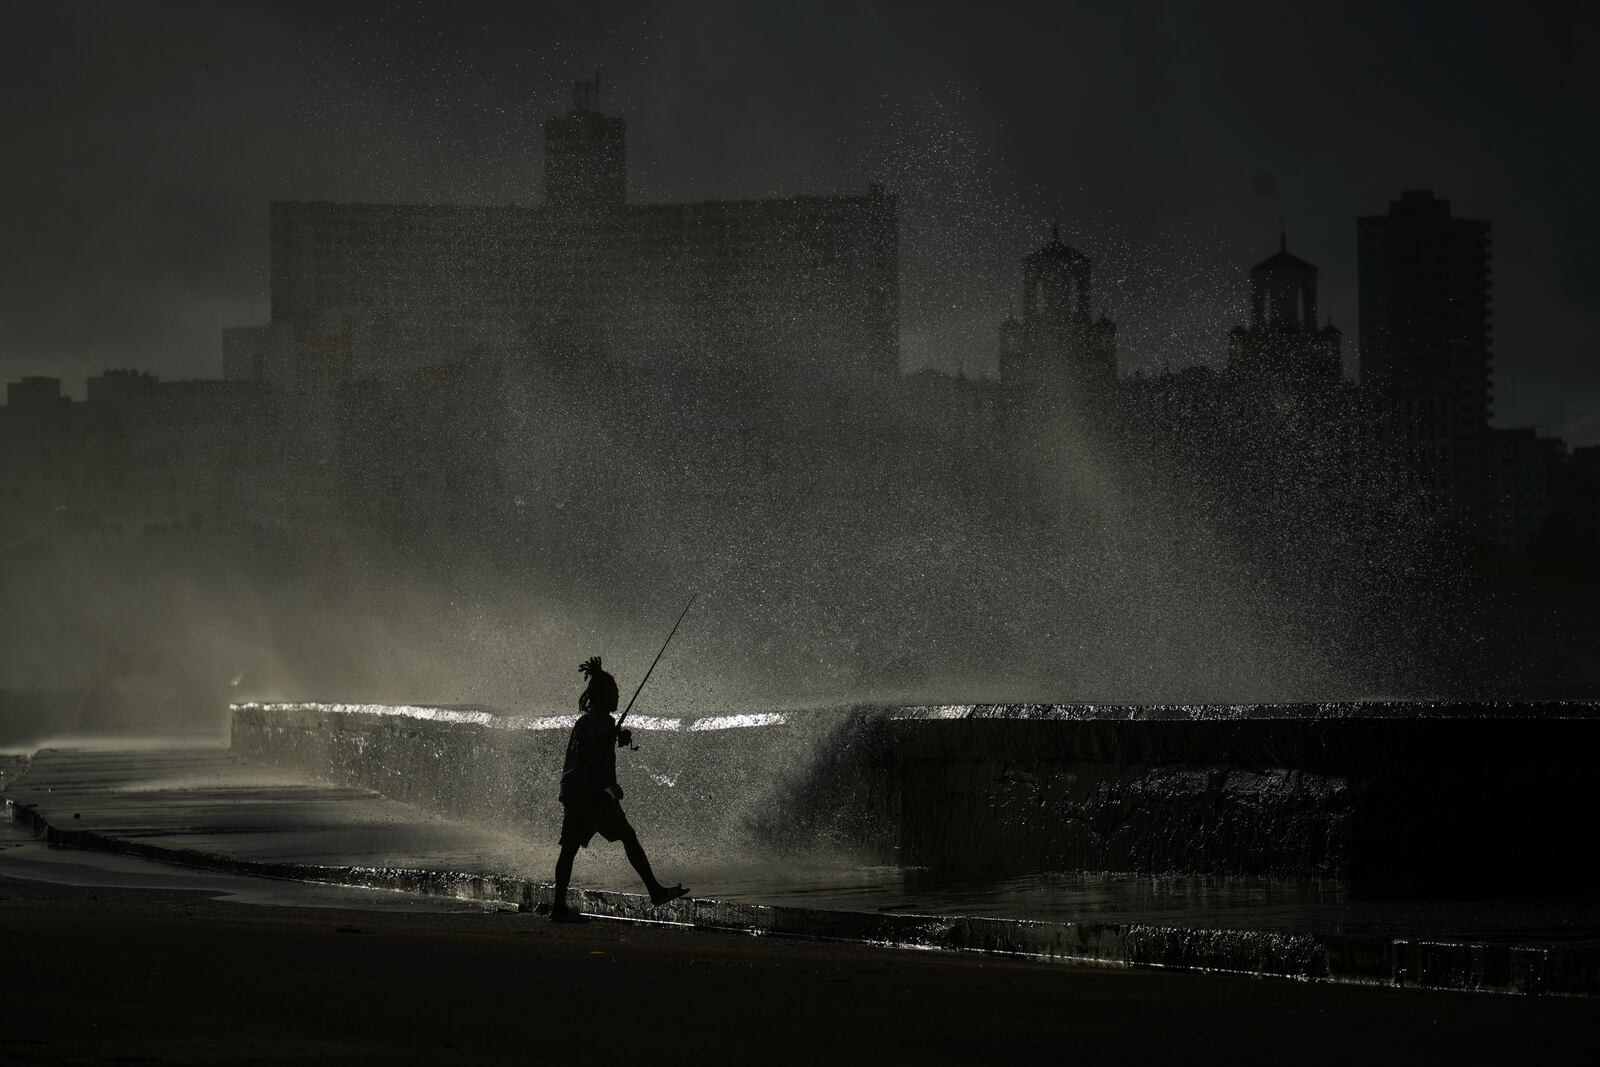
617, 727, 636, 751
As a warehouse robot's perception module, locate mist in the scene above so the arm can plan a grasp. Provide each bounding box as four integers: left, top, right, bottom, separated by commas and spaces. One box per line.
0, 331, 1491, 747
4, 4, 1595, 751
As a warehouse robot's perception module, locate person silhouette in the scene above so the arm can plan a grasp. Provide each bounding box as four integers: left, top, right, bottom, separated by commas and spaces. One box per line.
549, 656, 688, 922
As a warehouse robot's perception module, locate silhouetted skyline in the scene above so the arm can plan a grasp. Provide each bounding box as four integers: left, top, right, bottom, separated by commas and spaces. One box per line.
3, 2, 1597, 443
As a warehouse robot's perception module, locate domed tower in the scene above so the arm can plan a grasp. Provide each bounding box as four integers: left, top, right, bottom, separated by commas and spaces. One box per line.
1228, 232, 1342, 388
1022, 222, 1092, 329
997, 222, 1118, 400
1251, 232, 1318, 328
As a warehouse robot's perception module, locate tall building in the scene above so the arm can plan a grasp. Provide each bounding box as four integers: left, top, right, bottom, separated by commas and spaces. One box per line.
1226, 234, 1342, 390
227, 77, 899, 400
996, 223, 1117, 403
1358, 190, 1492, 527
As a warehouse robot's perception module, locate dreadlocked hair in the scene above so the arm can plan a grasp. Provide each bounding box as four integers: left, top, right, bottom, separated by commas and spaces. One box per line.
578, 656, 619, 716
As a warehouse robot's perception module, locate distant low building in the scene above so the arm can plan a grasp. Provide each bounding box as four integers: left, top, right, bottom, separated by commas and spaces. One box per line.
1, 370, 312, 541
1484, 426, 1569, 552
0, 376, 93, 517
6, 376, 64, 410
1573, 445, 1600, 545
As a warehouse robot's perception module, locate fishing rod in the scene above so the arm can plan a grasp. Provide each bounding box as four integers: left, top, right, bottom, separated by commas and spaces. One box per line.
617, 593, 697, 734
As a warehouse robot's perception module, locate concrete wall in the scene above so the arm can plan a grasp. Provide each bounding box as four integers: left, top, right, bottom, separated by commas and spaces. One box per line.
232, 701, 1600, 892
230, 702, 893, 862
883, 705, 1600, 891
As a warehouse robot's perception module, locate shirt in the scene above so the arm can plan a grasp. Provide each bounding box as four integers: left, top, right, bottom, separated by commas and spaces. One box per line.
559, 710, 618, 802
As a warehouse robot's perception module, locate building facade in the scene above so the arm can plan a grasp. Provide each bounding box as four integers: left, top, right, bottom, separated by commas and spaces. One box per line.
228, 77, 899, 400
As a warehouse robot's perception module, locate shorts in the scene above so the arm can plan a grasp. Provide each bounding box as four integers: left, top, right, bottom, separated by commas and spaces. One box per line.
559, 794, 633, 850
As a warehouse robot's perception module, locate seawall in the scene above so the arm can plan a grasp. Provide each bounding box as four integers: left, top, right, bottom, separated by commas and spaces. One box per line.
229, 702, 891, 861
231, 701, 1600, 891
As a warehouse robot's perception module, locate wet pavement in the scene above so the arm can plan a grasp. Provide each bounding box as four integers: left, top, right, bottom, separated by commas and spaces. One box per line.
10, 874, 1598, 1067
720, 867, 1600, 946
7, 743, 1600, 993
0, 817, 502, 914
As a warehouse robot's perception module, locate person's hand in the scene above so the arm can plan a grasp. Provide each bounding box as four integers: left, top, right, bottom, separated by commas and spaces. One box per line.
616, 728, 633, 748
605, 784, 625, 800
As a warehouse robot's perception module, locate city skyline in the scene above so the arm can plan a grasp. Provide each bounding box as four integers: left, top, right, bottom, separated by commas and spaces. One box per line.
3, 3, 1597, 445
6, 11, 1600, 1054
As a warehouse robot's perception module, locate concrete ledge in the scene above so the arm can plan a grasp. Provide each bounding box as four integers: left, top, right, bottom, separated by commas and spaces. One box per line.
9, 793, 1596, 997
232, 700, 1600, 890
880, 704, 1600, 891
229, 701, 890, 858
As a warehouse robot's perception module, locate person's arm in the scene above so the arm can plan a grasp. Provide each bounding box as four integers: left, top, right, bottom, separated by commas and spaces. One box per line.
601, 736, 620, 798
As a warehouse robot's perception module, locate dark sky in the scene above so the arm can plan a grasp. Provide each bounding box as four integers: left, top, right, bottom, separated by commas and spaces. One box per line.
4, 1, 1597, 443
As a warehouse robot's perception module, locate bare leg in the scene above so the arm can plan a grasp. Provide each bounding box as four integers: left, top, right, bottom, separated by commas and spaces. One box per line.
622, 829, 688, 905
620, 828, 663, 895
552, 843, 579, 913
